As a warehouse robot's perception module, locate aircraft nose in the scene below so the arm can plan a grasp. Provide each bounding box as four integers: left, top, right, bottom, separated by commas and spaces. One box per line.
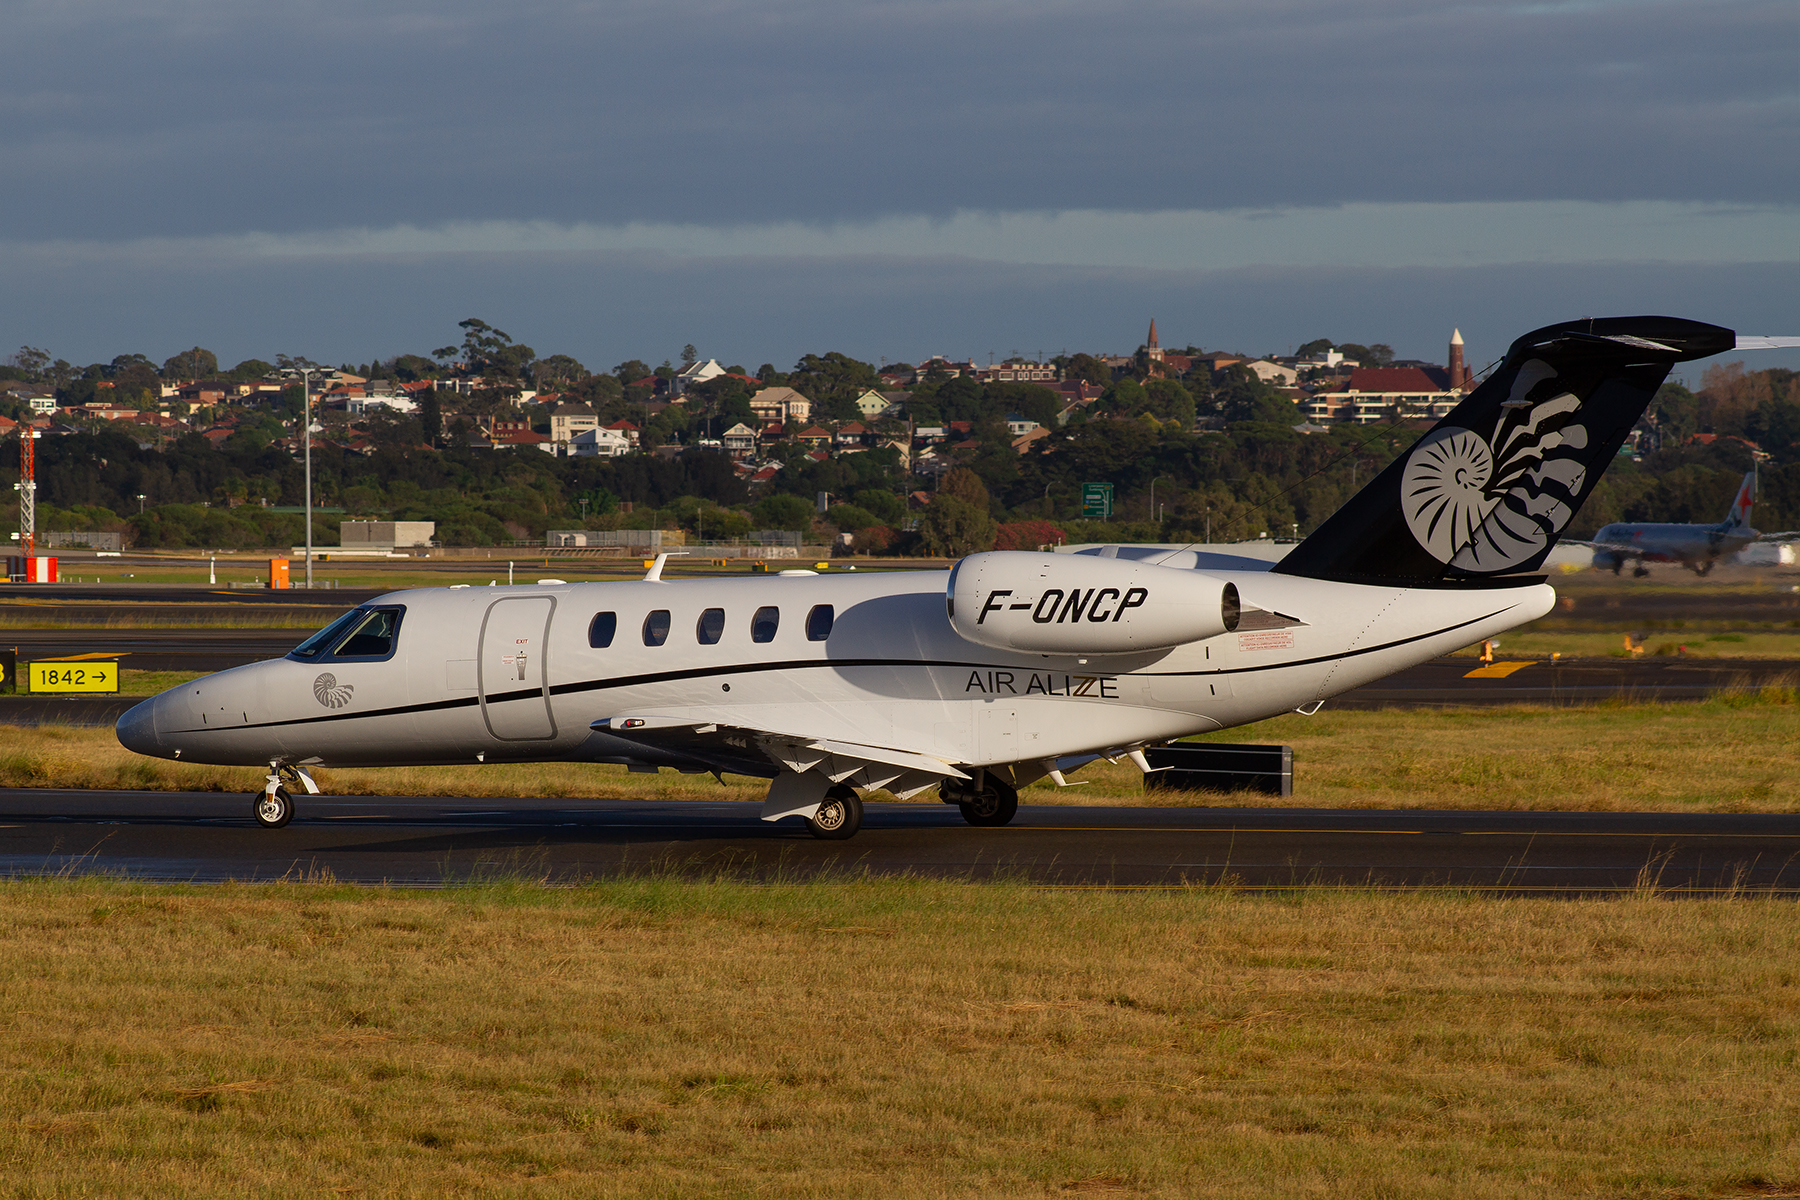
115, 696, 162, 757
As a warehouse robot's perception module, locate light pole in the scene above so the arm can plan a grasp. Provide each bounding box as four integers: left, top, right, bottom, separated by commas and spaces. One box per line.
298, 368, 315, 588
136, 494, 145, 514
1149, 476, 1170, 528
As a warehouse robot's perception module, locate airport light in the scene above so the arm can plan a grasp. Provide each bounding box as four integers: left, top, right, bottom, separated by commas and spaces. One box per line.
1149, 476, 1170, 525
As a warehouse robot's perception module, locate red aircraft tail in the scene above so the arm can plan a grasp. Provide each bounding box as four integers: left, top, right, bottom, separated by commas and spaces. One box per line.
1726, 471, 1756, 530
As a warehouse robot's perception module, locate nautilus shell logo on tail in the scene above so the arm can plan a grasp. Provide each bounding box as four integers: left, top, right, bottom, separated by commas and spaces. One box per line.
1401, 359, 1590, 573
313, 673, 355, 709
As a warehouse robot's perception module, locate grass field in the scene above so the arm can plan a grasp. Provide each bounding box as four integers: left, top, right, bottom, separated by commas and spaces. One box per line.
0, 879, 1794, 1197
8, 695, 1800, 813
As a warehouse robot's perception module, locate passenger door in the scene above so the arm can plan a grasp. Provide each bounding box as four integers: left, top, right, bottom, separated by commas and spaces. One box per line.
479, 596, 557, 740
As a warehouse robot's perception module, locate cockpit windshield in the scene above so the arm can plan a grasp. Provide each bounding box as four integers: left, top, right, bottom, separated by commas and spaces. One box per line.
288, 606, 406, 662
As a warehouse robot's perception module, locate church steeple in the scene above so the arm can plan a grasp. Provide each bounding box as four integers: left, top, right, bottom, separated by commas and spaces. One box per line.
1147, 318, 1159, 350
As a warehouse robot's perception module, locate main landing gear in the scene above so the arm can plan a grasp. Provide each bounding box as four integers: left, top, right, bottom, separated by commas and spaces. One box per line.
942, 774, 1018, 827
256, 763, 319, 829
808, 784, 863, 840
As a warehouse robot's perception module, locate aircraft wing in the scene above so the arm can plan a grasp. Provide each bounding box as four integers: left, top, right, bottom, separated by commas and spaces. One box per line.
1568, 539, 1639, 554
592, 715, 968, 799
1756, 531, 1800, 542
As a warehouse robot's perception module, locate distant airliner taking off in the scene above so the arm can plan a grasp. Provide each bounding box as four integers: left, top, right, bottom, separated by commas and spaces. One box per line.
1584, 471, 1798, 576
115, 318, 1779, 838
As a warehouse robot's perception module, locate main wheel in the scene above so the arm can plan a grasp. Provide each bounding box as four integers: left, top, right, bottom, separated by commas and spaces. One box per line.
807, 786, 862, 840
956, 778, 1019, 827
255, 786, 294, 829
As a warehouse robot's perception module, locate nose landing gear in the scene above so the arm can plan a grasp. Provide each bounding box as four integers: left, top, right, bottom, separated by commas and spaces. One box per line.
255, 763, 319, 829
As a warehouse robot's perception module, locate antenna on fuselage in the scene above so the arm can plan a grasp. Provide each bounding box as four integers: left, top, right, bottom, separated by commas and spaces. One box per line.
643, 552, 689, 582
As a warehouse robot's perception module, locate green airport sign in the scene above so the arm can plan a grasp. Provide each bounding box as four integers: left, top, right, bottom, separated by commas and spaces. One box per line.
1080, 482, 1114, 519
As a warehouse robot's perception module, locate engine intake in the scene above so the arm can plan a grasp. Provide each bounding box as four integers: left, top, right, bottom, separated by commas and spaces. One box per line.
948, 551, 1239, 654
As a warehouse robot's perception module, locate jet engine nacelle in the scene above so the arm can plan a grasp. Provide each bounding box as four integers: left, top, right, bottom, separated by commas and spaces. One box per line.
948, 551, 1240, 654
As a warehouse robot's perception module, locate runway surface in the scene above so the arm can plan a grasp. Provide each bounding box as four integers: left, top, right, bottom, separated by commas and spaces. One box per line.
2, 790, 1796, 892
1329, 655, 1799, 708
5, 629, 308, 672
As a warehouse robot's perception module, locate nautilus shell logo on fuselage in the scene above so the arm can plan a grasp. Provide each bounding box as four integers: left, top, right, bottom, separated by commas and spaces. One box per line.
313, 673, 354, 709
1401, 358, 1590, 573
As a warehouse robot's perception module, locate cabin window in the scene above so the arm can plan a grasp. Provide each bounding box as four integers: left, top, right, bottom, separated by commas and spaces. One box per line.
806, 604, 834, 642
588, 612, 617, 648
643, 610, 671, 646
332, 607, 405, 659
697, 608, 725, 645
289, 605, 406, 662
751, 606, 780, 643
289, 609, 365, 660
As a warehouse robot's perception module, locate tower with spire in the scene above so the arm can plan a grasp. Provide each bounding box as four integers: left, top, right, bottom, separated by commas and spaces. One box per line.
1448, 328, 1466, 391
1142, 318, 1164, 364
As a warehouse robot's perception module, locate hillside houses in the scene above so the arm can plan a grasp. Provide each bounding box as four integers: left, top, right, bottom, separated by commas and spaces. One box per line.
0, 323, 1481, 521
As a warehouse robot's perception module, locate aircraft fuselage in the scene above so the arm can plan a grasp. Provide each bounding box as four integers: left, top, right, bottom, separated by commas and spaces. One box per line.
1591, 522, 1756, 574
117, 567, 1552, 773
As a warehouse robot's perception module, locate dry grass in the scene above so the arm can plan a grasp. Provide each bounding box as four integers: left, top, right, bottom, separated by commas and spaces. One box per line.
10, 695, 1800, 813
0, 880, 1795, 1197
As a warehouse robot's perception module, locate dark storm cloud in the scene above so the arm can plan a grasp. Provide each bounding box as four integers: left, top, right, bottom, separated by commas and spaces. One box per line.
3, 0, 1794, 240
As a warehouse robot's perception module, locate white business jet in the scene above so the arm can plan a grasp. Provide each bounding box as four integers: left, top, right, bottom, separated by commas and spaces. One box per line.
117, 316, 1739, 837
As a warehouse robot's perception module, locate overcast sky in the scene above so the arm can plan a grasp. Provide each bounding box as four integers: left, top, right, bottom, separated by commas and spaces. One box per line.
2, 0, 1795, 373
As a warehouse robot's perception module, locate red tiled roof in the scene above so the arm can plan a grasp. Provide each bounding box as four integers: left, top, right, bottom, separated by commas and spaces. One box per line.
1346, 368, 1445, 394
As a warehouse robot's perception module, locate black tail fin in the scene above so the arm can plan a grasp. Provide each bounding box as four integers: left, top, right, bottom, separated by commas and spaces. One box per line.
1275, 316, 1735, 585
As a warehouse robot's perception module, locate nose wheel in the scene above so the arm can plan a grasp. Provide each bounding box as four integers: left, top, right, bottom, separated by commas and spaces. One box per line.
255, 763, 317, 829
255, 787, 294, 828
